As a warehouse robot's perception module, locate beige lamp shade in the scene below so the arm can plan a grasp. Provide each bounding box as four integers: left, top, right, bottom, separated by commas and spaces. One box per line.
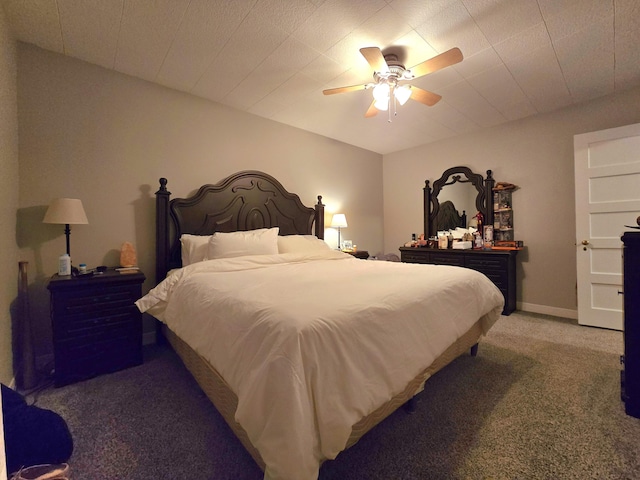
330, 213, 348, 228
43, 198, 89, 225
43, 198, 88, 258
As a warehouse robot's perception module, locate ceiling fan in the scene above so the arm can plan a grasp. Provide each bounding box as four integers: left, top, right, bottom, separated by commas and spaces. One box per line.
323, 46, 463, 119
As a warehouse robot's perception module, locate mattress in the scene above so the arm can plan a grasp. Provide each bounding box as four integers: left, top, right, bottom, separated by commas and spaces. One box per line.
137, 250, 504, 479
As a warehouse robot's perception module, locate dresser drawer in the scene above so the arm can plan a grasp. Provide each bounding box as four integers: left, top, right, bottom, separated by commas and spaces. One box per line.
465, 256, 508, 290
465, 255, 507, 271
430, 252, 465, 267
400, 247, 518, 315
401, 250, 431, 264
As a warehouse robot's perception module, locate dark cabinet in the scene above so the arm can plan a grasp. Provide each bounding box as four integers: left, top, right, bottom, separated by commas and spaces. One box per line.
622, 232, 640, 418
47, 269, 145, 387
400, 247, 517, 315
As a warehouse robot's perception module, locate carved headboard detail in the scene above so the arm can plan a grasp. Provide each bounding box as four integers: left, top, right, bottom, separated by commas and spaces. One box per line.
155, 170, 324, 282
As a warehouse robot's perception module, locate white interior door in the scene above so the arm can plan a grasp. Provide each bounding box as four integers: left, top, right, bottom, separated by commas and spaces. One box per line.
574, 123, 640, 330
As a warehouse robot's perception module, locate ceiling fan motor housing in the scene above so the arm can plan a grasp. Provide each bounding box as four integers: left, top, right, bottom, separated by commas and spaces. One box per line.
373, 54, 414, 85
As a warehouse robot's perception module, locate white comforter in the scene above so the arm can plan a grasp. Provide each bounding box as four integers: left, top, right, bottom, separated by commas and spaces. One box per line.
136, 250, 504, 480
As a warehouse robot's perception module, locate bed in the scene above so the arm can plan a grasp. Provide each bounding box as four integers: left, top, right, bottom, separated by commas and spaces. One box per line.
136, 170, 504, 480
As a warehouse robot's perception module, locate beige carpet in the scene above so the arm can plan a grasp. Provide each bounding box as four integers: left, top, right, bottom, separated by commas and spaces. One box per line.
32, 312, 640, 479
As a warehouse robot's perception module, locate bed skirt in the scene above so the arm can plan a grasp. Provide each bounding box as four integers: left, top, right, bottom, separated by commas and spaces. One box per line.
163, 318, 484, 471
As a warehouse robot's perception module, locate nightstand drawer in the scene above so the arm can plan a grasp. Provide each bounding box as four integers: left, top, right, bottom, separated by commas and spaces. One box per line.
47, 269, 145, 386
53, 307, 139, 340
52, 285, 139, 315
54, 334, 142, 387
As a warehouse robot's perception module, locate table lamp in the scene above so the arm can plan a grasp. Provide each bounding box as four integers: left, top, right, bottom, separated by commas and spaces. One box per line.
331, 213, 348, 250
43, 198, 89, 257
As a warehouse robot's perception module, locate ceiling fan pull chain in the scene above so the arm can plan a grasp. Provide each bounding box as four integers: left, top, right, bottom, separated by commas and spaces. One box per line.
393, 88, 399, 118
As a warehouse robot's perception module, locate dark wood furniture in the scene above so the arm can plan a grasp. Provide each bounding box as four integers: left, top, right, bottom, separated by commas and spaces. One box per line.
47, 269, 145, 387
153, 170, 491, 475
347, 250, 369, 259
424, 166, 494, 238
622, 231, 640, 418
400, 247, 517, 315
402, 166, 518, 315
156, 170, 325, 283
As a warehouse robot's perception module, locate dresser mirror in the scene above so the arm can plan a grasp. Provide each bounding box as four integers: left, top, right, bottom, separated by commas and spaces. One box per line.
424, 166, 494, 238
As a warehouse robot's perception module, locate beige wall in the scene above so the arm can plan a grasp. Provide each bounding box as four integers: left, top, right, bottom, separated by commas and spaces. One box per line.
17, 44, 383, 360
383, 85, 640, 318
0, 7, 18, 385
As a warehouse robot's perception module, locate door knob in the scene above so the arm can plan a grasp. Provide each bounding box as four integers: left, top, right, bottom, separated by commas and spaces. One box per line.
581, 240, 590, 245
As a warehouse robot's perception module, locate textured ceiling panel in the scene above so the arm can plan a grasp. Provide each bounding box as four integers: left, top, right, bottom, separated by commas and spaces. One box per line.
58, 0, 122, 69
463, 0, 543, 45
155, 1, 253, 91
466, 64, 536, 121
191, 11, 289, 101
114, 0, 189, 81
3, 0, 639, 154
252, 0, 317, 34
415, 1, 490, 57
554, 18, 614, 103
505, 43, 573, 113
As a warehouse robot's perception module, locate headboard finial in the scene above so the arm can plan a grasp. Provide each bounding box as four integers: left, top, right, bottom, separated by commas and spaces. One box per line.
159, 177, 168, 191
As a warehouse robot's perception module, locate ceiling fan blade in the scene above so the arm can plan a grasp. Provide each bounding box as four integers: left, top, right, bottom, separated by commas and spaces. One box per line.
408, 47, 463, 79
410, 86, 442, 107
359, 47, 389, 73
365, 100, 378, 118
323, 84, 367, 95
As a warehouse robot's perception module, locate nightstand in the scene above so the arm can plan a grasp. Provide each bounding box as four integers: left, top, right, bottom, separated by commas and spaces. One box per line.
47, 268, 145, 387
346, 250, 369, 259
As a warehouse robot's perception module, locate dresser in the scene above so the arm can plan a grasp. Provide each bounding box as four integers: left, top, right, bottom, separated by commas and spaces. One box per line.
622, 232, 640, 418
47, 269, 145, 387
400, 247, 518, 315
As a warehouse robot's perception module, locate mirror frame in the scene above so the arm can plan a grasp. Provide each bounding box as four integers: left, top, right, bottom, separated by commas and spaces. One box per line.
423, 166, 494, 238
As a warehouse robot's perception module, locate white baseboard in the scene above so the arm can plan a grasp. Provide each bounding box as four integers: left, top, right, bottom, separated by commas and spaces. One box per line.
517, 302, 578, 320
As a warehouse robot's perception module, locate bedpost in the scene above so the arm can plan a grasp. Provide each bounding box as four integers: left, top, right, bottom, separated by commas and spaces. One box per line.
156, 178, 171, 283
423, 180, 431, 238
315, 195, 325, 239
484, 170, 494, 235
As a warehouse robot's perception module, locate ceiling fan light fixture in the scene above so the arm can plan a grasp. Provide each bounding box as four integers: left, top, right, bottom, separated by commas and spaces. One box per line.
372, 83, 390, 101
323, 46, 463, 119
394, 85, 411, 105
374, 98, 389, 111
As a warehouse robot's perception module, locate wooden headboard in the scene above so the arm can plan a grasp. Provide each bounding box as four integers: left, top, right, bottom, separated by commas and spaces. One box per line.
155, 170, 325, 282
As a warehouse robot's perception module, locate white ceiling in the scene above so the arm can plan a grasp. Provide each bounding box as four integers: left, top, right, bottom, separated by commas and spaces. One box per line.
3, 0, 640, 155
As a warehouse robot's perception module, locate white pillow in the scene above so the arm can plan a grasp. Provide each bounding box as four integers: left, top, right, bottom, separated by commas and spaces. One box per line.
277, 234, 331, 254
207, 227, 279, 259
180, 234, 212, 266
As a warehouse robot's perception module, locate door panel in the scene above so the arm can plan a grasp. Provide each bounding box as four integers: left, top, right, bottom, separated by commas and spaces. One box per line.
575, 123, 640, 330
